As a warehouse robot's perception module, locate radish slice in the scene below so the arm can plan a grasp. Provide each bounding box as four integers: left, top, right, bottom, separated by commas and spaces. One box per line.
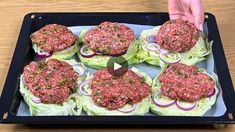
159, 52, 181, 64
146, 43, 161, 52
158, 48, 169, 54
117, 103, 136, 113
146, 35, 156, 43
32, 96, 41, 104
79, 80, 92, 96
207, 88, 215, 97
72, 64, 85, 77
35, 51, 53, 58
80, 45, 96, 58
176, 100, 196, 111
153, 91, 176, 107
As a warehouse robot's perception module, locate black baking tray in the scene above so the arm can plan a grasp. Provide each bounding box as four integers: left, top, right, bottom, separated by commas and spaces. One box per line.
0, 12, 235, 125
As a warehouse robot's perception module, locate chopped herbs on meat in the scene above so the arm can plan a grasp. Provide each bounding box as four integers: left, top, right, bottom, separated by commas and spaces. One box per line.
31, 24, 76, 52
156, 19, 199, 52
128, 79, 134, 84
84, 22, 134, 56
23, 59, 78, 104
120, 39, 126, 43
59, 79, 67, 86
158, 63, 215, 102
140, 78, 145, 83
92, 91, 98, 96
72, 86, 78, 93
90, 69, 150, 110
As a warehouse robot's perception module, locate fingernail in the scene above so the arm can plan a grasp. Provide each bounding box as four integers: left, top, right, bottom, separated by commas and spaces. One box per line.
199, 24, 203, 31
197, 23, 203, 31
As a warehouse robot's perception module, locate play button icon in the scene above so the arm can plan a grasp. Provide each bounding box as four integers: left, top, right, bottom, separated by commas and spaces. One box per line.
107, 56, 128, 77
114, 62, 122, 70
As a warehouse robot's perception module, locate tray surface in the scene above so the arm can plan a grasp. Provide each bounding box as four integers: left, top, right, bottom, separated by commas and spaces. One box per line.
0, 12, 235, 124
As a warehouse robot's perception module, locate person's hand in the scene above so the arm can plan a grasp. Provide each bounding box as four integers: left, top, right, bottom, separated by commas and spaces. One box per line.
168, 0, 204, 30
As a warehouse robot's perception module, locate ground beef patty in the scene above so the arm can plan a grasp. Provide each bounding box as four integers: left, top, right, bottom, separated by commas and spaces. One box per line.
90, 69, 150, 110
31, 24, 76, 52
156, 19, 200, 52
23, 59, 78, 104
158, 63, 214, 102
84, 22, 135, 56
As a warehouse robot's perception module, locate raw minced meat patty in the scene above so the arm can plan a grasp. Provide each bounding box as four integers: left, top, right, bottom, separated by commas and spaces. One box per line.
158, 63, 215, 102
90, 69, 150, 110
84, 22, 135, 56
156, 19, 200, 52
23, 59, 78, 104
31, 24, 76, 52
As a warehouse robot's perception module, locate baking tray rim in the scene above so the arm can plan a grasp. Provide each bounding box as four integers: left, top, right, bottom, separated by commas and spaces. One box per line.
0, 12, 235, 124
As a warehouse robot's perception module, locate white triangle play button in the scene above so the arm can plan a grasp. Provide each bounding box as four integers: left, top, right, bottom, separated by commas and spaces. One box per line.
107, 56, 128, 76
114, 62, 122, 70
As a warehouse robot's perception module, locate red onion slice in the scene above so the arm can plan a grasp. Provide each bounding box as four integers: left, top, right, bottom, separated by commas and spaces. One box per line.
176, 100, 197, 111
159, 52, 181, 64
146, 43, 161, 52
95, 52, 102, 55
79, 80, 92, 96
158, 49, 169, 54
146, 35, 156, 43
35, 51, 53, 58
32, 96, 41, 104
80, 45, 96, 58
117, 103, 136, 113
207, 88, 215, 97
72, 64, 85, 77
153, 91, 176, 107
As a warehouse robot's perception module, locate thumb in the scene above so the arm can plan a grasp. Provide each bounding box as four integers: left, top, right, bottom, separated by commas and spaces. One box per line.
190, 0, 204, 31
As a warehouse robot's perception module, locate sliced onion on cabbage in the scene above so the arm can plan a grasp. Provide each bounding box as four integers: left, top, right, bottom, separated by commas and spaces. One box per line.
153, 91, 176, 107
159, 52, 181, 64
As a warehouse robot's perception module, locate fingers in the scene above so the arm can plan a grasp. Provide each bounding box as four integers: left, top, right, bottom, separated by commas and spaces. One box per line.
190, 0, 204, 30
168, 0, 204, 30
168, 0, 184, 20
168, 0, 193, 23
169, 14, 183, 20
182, 14, 194, 24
